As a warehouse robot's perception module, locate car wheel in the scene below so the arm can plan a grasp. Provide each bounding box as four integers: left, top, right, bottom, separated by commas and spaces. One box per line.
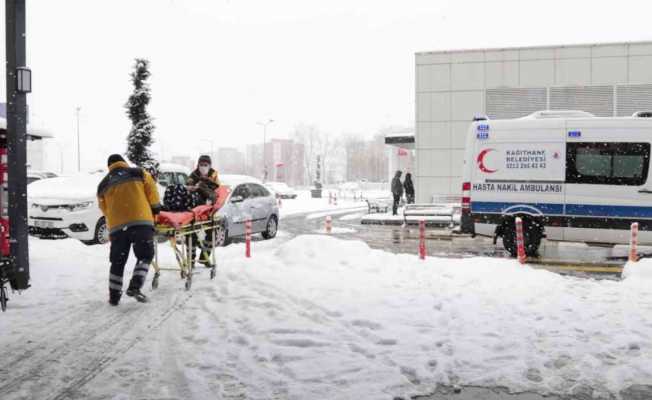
262, 215, 278, 240
94, 217, 109, 245
214, 222, 230, 246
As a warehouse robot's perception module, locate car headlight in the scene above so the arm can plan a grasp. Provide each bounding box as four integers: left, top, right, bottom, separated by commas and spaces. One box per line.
67, 201, 94, 212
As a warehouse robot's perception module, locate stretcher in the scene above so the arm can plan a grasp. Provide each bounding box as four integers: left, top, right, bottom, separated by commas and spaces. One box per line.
152, 186, 231, 290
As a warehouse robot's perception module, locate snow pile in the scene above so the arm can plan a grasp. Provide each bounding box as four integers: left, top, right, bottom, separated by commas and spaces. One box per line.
622, 258, 652, 281
3, 236, 652, 400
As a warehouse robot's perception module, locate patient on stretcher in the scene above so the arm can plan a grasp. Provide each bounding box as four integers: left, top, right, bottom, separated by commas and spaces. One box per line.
157, 186, 231, 229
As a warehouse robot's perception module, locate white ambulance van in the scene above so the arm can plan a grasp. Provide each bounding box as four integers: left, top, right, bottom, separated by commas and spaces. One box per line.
460, 110, 652, 256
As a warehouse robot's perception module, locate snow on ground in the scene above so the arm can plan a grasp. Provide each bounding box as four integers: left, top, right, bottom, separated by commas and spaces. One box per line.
339, 212, 365, 221
278, 190, 367, 219
2, 235, 652, 399
312, 227, 357, 235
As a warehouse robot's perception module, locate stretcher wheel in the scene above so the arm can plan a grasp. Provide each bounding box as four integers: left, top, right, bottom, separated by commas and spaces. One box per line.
152, 272, 160, 290
180, 270, 186, 279
210, 267, 216, 280
185, 277, 192, 291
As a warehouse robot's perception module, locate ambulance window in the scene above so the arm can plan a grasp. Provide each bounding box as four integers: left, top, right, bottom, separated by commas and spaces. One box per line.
566, 142, 650, 185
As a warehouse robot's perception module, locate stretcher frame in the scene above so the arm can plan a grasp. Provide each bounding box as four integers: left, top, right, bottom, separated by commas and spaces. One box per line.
152, 215, 224, 291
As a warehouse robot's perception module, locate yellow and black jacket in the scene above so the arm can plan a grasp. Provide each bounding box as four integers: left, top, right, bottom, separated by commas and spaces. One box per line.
97, 161, 161, 235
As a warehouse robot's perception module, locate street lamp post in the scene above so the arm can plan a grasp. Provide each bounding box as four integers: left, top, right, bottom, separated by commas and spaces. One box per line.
76, 106, 81, 172
199, 139, 215, 162
257, 119, 274, 182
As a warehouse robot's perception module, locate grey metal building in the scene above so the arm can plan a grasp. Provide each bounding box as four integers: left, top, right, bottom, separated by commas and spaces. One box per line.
415, 41, 652, 203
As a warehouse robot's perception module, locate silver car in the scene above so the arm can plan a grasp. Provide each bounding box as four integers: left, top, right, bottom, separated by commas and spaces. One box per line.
214, 175, 279, 246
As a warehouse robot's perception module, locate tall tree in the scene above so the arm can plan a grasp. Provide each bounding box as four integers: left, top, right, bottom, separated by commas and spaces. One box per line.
125, 58, 158, 176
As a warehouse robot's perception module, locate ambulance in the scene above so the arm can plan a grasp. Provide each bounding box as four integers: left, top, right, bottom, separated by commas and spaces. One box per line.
460, 110, 652, 256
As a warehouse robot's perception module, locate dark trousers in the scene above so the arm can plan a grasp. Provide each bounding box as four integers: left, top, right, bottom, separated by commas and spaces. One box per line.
392, 194, 401, 216
406, 193, 415, 204
109, 226, 154, 300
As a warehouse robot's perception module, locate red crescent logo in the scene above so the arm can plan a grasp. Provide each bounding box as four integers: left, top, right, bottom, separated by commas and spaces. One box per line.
477, 148, 497, 173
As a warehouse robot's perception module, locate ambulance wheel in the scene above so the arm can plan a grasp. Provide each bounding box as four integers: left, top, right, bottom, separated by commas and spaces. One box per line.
501, 218, 542, 257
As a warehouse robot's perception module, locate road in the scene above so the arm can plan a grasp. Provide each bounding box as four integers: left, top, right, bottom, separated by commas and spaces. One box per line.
280, 208, 627, 279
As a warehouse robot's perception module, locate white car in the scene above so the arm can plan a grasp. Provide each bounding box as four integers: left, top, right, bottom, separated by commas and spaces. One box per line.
28, 163, 189, 245
265, 181, 297, 199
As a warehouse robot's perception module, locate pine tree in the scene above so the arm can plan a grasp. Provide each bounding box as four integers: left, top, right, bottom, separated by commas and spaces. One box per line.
125, 58, 159, 177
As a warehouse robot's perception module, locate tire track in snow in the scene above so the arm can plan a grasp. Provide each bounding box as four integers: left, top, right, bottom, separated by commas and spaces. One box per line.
48, 291, 192, 400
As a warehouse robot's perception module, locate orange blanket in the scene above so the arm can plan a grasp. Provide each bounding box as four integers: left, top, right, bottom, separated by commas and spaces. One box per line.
157, 185, 232, 228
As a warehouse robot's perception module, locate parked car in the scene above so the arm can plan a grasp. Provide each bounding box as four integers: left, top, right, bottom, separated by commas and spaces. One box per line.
27, 170, 58, 185
28, 163, 190, 245
214, 175, 280, 246
265, 181, 298, 199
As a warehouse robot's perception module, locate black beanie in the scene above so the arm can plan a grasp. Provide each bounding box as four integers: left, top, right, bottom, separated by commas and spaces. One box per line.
107, 154, 125, 167
198, 155, 212, 165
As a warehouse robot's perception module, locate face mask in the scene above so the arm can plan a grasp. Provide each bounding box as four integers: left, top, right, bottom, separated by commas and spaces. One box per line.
199, 166, 210, 175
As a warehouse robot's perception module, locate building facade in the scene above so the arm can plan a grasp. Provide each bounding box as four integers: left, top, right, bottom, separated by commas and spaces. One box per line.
215, 147, 245, 175
246, 139, 305, 186
415, 41, 652, 203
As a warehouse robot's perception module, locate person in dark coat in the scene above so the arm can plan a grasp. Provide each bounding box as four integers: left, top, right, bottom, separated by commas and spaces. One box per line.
404, 172, 415, 204
391, 170, 403, 216
187, 155, 221, 267
187, 155, 220, 205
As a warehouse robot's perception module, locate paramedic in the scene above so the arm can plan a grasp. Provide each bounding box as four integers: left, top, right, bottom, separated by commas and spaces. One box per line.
404, 172, 415, 204
391, 170, 404, 216
187, 155, 220, 205
98, 154, 161, 306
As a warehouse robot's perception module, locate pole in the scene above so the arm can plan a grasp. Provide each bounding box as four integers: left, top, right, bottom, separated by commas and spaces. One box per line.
263, 123, 267, 181
245, 219, 252, 258
76, 106, 81, 172
6, 0, 30, 289
629, 222, 639, 263
258, 119, 274, 182
325, 215, 332, 234
419, 220, 426, 260
515, 217, 526, 265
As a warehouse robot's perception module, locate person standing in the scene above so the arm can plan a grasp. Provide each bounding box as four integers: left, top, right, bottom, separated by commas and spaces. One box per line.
404, 172, 415, 204
391, 170, 403, 216
98, 154, 161, 306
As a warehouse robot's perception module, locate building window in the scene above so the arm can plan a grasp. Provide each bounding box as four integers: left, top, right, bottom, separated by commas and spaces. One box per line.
566, 142, 650, 186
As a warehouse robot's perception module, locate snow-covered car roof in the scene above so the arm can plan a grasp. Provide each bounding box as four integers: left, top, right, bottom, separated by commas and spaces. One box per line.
219, 174, 262, 187
28, 171, 105, 200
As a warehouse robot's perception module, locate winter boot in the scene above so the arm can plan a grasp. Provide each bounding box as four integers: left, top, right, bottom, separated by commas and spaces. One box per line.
109, 290, 121, 306
126, 288, 148, 303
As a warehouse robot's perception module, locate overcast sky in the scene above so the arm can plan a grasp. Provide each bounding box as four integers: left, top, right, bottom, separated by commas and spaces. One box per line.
2, 0, 652, 171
